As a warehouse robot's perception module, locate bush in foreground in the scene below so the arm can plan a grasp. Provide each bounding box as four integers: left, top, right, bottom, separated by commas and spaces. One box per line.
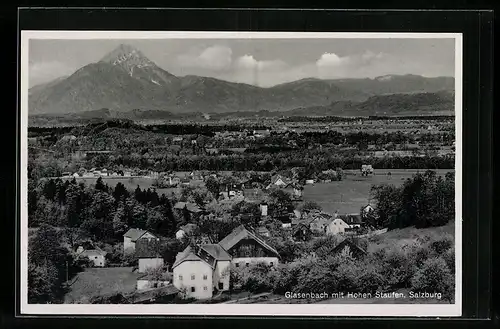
410, 256, 454, 302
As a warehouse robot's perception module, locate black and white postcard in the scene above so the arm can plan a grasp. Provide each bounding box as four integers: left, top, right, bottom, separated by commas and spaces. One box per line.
20, 31, 462, 316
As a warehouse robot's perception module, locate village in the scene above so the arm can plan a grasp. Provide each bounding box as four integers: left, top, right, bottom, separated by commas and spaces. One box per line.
51, 159, 406, 304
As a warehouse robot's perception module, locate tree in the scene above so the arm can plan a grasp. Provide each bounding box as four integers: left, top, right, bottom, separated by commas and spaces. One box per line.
95, 177, 107, 192
300, 201, 322, 213
410, 257, 454, 302
28, 224, 70, 303
268, 189, 294, 218
113, 182, 129, 202
371, 184, 402, 229
113, 201, 128, 237
205, 176, 220, 200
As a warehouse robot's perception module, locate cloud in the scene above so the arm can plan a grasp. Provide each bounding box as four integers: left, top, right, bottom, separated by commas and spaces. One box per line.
29, 61, 75, 87
173, 49, 392, 86
235, 55, 287, 71
316, 52, 350, 67
315, 51, 386, 79
177, 45, 233, 71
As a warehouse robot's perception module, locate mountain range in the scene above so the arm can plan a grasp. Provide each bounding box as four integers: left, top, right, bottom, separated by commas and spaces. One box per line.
28, 44, 455, 116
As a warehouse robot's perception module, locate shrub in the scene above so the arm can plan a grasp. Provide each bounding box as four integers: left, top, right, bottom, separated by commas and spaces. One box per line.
380, 247, 416, 288
428, 233, 454, 255
410, 257, 454, 302
357, 263, 386, 294
90, 292, 130, 304
442, 246, 455, 275
104, 243, 124, 265
123, 248, 138, 266
331, 259, 363, 293
232, 262, 278, 293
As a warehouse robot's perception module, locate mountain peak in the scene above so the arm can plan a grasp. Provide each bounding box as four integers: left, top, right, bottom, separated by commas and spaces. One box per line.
100, 44, 155, 73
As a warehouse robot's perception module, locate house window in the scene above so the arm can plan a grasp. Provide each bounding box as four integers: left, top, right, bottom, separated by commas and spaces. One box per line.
204, 286, 208, 291
191, 287, 195, 292
218, 282, 224, 290
270, 262, 274, 266
95, 256, 98, 259
235, 263, 239, 267
191, 274, 195, 280
246, 263, 249, 267
179, 275, 183, 281
203, 274, 208, 280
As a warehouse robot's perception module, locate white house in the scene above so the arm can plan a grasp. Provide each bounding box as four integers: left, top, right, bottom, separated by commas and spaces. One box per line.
172, 244, 232, 300
361, 204, 375, 217
266, 174, 292, 189
260, 202, 268, 217
218, 225, 280, 268
135, 238, 164, 273
326, 217, 351, 235
123, 228, 157, 253
76, 246, 107, 267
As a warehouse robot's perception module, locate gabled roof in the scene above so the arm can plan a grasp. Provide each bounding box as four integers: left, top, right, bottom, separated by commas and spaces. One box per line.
332, 238, 367, 257
308, 213, 334, 227
173, 202, 204, 213
218, 225, 280, 258
269, 174, 292, 187
292, 223, 311, 235
200, 244, 232, 262
338, 214, 363, 225
172, 244, 231, 269
78, 247, 107, 257
123, 228, 156, 242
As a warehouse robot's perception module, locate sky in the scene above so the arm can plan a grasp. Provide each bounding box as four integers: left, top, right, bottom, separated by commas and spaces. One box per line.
28, 38, 456, 88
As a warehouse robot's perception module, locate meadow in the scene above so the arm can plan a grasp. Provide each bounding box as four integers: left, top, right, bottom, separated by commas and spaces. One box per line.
64, 267, 141, 304
302, 169, 453, 214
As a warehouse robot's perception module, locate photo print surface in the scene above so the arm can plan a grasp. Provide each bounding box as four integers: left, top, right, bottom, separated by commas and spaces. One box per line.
20, 31, 463, 317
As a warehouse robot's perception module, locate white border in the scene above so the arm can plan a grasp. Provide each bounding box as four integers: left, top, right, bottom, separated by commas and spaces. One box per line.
19, 31, 463, 317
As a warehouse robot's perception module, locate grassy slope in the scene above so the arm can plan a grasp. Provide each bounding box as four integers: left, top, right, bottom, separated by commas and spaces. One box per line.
240, 220, 456, 304
64, 267, 142, 303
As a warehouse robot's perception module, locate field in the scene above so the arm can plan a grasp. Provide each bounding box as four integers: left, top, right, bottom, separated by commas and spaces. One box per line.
64, 267, 141, 303
302, 169, 453, 214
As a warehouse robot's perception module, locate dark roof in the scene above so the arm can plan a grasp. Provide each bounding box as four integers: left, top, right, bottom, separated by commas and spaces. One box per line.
201, 244, 232, 262
123, 228, 156, 242
174, 202, 204, 213
292, 223, 311, 235
338, 214, 363, 225
130, 285, 179, 303
135, 238, 161, 258
332, 239, 367, 257
308, 213, 333, 227
218, 225, 280, 258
